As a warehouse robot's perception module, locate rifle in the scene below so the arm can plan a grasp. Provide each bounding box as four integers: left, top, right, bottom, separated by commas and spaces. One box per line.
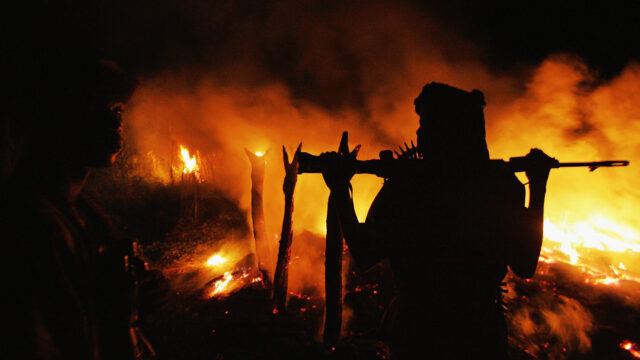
298, 150, 629, 178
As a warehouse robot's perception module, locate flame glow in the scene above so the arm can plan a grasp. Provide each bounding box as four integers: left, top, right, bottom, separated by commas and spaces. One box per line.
541, 214, 640, 285
544, 216, 640, 255
207, 270, 264, 298
210, 272, 234, 297
206, 254, 228, 267
255, 151, 264, 157
621, 340, 640, 359
180, 145, 199, 174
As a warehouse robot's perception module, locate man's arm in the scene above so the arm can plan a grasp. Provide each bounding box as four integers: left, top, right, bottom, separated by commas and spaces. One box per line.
321, 150, 388, 270
508, 148, 553, 278
329, 184, 388, 270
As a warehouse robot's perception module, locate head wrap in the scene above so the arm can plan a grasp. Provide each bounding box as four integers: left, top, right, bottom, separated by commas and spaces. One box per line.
414, 82, 489, 160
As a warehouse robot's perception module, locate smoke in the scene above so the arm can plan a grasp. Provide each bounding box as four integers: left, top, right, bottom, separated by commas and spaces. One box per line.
120, 0, 521, 292
95, 0, 493, 111
487, 56, 640, 275
508, 291, 595, 359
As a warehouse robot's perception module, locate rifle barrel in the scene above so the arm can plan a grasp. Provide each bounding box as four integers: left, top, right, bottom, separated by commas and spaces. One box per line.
558, 161, 629, 168
558, 160, 629, 172
298, 152, 630, 177
506, 157, 629, 172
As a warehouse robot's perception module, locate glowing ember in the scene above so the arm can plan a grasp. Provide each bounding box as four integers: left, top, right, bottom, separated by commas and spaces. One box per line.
593, 277, 620, 286
180, 145, 199, 174
255, 151, 264, 157
621, 340, 640, 358
206, 254, 228, 267
207, 269, 264, 298
210, 272, 233, 297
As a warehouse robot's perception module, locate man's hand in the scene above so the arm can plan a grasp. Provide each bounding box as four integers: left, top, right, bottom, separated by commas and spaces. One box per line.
321, 132, 360, 192
525, 148, 558, 189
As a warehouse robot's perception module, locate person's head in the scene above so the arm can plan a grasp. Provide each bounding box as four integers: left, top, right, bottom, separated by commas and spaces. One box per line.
19, 47, 137, 171
414, 82, 489, 162
2, 5, 137, 190
61, 58, 136, 168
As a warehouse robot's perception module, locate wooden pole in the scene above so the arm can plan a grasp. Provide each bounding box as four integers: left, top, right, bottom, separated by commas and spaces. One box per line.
324, 193, 343, 348
323, 132, 359, 348
192, 172, 198, 222
273, 144, 302, 313
245, 148, 271, 270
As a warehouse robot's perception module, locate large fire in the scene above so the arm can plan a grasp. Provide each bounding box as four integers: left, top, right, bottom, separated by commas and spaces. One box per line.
541, 214, 640, 284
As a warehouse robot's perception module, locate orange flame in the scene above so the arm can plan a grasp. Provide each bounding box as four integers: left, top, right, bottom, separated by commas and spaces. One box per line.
179, 145, 199, 174
206, 254, 228, 267
621, 340, 640, 358
541, 214, 640, 285
207, 270, 264, 298
210, 272, 234, 297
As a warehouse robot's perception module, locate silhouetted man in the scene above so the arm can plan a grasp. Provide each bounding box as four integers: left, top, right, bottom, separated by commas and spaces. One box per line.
321, 82, 554, 359
2, 43, 150, 358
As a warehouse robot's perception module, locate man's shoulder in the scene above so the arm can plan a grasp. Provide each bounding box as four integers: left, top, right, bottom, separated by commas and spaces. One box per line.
486, 161, 524, 188
3, 193, 75, 279
481, 162, 526, 207
5, 191, 66, 234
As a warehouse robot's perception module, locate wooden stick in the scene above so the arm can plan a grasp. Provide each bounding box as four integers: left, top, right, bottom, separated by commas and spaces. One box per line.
273, 144, 302, 313
245, 148, 271, 270
324, 193, 343, 348
192, 172, 198, 222
323, 132, 359, 348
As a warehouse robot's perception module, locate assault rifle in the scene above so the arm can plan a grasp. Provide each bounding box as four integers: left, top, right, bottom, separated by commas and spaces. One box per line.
298, 150, 629, 178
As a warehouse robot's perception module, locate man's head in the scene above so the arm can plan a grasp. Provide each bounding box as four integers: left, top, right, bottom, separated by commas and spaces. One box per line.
25, 48, 136, 169
413, 82, 489, 162
66, 58, 136, 168
4, 7, 137, 186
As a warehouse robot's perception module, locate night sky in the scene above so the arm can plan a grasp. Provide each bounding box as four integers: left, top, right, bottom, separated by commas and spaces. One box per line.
9, 0, 639, 111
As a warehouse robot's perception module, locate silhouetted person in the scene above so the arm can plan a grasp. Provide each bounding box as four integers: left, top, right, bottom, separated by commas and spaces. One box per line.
2, 42, 150, 358
321, 82, 554, 359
